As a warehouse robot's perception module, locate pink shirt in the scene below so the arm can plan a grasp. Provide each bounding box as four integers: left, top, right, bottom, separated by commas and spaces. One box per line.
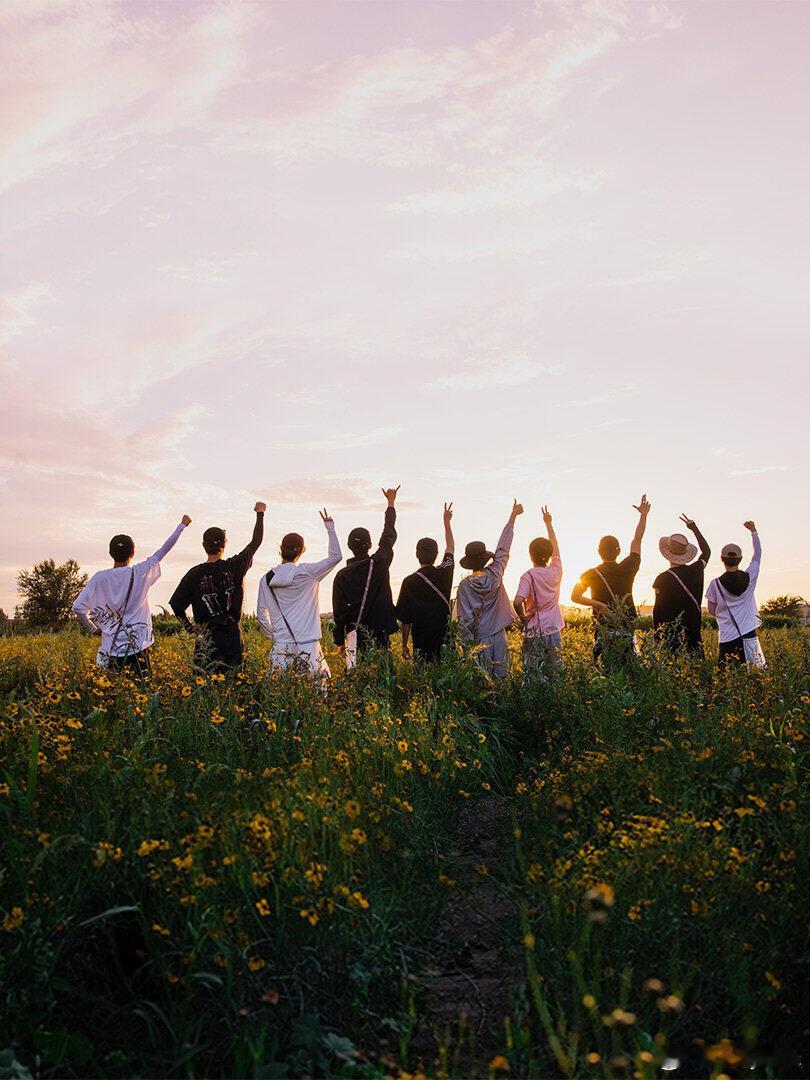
515, 557, 564, 636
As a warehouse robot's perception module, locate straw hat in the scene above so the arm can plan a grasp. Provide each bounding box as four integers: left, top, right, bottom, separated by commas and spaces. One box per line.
659, 532, 697, 566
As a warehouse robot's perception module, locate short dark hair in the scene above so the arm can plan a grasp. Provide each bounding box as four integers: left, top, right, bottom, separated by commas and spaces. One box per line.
598, 535, 621, 561
281, 532, 305, 562
529, 536, 553, 567
347, 527, 371, 557
416, 537, 439, 565
203, 527, 226, 555
109, 534, 134, 561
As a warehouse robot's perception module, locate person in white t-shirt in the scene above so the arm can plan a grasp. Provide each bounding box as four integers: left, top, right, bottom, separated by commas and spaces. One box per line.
514, 505, 564, 673
72, 515, 192, 676
257, 509, 341, 681
705, 520, 765, 667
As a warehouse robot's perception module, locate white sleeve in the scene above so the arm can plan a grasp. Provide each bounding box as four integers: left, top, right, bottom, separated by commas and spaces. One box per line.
72, 579, 98, 631
310, 521, 343, 580
141, 522, 186, 578
256, 578, 273, 639
746, 532, 762, 583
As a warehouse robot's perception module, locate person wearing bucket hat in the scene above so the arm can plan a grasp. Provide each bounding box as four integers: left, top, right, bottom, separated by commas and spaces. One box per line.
72, 513, 192, 678
571, 494, 650, 666
706, 520, 765, 667
652, 513, 711, 653
454, 500, 524, 678
332, 486, 400, 665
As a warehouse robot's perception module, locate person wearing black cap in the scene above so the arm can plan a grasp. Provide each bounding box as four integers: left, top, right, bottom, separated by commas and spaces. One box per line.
332, 486, 399, 665
169, 502, 266, 673
396, 502, 455, 663
72, 514, 192, 676
256, 508, 341, 679
455, 500, 524, 678
571, 494, 650, 667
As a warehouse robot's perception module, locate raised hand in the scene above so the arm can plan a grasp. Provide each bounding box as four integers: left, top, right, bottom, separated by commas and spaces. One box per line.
509, 499, 524, 524
181, 514, 192, 527
443, 501, 453, 525
633, 494, 651, 517
381, 485, 400, 506
541, 504, 552, 525
319, 508, 333, 525
743, 520, 756, 532
254, 501, 267, 514
679, 513, 695, 530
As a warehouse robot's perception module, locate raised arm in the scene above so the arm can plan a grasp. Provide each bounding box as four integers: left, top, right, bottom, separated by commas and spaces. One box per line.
238, 502, 266, 563
488, 500, 523, 582
629, 494, 651, 556
311, 510, 342, 579
542, 505, 559, 558
376, 486, 399, 565
744, 521, 761, 574
679, 514, 710, 565
443, 502, 455, 556
144, 515, 191, 568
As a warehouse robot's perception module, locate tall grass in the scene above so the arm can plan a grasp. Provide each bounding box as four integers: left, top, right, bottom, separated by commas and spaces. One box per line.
0, 624, 808, 1077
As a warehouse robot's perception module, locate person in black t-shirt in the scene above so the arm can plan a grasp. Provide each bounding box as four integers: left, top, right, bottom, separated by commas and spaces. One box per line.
332, 487, 400, 664
396, 502, 455, 662
571, 494, 651, 666
653, 514, 711, 654
170, 502, 265, 672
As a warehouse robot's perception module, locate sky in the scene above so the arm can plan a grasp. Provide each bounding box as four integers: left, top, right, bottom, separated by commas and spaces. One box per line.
1, 0, 808, 618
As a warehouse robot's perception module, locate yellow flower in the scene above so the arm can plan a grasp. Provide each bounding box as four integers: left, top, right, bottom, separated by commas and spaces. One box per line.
3, 907, 24, 932
152, 923, 170, 937
522, 932, 535, 951
0, 783, 9, 797
247, 956, 266, 972
299, 907, 319, 926
181, 686, 193, 697
344, 800, 361, 820
255, 898, 271, 917
766, 971, 781, 990
348, 891, 369, 910
489, 1056, 509, 1072
397, 739, 408, 754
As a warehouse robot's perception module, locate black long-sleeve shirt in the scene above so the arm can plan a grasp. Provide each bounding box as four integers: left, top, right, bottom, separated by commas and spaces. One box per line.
169, 512, 264, 630
652, 524, 710, 646
332, 507, 398, 645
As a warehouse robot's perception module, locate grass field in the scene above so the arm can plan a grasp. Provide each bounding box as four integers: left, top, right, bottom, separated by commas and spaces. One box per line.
1, 623, 808, 1078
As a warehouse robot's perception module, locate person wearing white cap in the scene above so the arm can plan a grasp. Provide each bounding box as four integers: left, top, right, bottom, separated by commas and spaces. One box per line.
705, 521, 765, 667
652, 514, 711, 653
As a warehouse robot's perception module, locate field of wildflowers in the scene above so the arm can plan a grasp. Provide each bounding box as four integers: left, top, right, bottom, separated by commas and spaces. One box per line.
1, 623, 808, 1078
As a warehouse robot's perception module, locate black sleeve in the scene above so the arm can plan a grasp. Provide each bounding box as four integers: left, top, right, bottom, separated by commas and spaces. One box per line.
332, 571, 348, 646
692, 524, 711, 565
395, 578, 413, 625
621, 552, 641, 573
237, 511, 265, 568
375, 507, 397, 567
169, 570, 195, 629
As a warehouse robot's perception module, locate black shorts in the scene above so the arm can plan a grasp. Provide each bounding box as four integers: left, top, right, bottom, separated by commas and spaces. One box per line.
108, 648, 153, 679
195, 623, 243, 673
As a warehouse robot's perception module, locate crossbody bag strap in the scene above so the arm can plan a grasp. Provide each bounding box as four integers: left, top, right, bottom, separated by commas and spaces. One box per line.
265, 571, 298, 647
354, 558, 376, 629
665, 568, 702, 614
109, 568, 136, 655
415, 570, 451, 610
716, 580, 744, 640
593, 567, 617, 602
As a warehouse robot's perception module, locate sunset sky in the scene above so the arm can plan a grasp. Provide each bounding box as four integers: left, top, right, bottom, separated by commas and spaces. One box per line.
1, 0, 808, 617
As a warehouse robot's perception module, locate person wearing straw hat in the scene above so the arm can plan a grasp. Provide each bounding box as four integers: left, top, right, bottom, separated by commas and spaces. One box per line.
454, 500, 524, 678
652, 514, 711, 653
705, 521, 765, 667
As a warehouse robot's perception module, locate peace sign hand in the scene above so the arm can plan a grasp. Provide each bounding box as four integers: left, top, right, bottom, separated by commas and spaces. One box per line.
679, 513, 696, 530
319, 508, 333, 525
443, 501, 453, 525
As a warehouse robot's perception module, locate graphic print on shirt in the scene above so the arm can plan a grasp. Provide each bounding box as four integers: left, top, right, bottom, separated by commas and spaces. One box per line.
199, 570, 235, 619
90, 603, 150, 653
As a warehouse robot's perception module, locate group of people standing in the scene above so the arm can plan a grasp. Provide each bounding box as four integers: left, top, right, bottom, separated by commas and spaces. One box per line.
71, 487, 766, 680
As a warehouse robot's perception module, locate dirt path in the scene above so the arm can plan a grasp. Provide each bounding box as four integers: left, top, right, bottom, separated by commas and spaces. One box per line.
409, 794, 520, 1075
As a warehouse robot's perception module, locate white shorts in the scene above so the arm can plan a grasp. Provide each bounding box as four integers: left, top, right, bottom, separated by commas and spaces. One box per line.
268, 641, 330, 680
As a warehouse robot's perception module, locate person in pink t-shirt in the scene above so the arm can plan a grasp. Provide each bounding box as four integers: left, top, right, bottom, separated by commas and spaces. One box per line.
514, 505, 564, 672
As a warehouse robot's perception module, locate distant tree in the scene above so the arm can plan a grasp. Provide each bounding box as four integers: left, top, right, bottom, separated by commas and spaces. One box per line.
0, 608, 8, 623
16, 559, 87, 628
760, 595, 805, 621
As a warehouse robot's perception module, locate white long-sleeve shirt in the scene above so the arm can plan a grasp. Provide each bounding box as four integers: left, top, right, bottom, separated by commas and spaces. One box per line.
72, 522, 187, 663
706, 532, 762, 642
257, 521, 341, 647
